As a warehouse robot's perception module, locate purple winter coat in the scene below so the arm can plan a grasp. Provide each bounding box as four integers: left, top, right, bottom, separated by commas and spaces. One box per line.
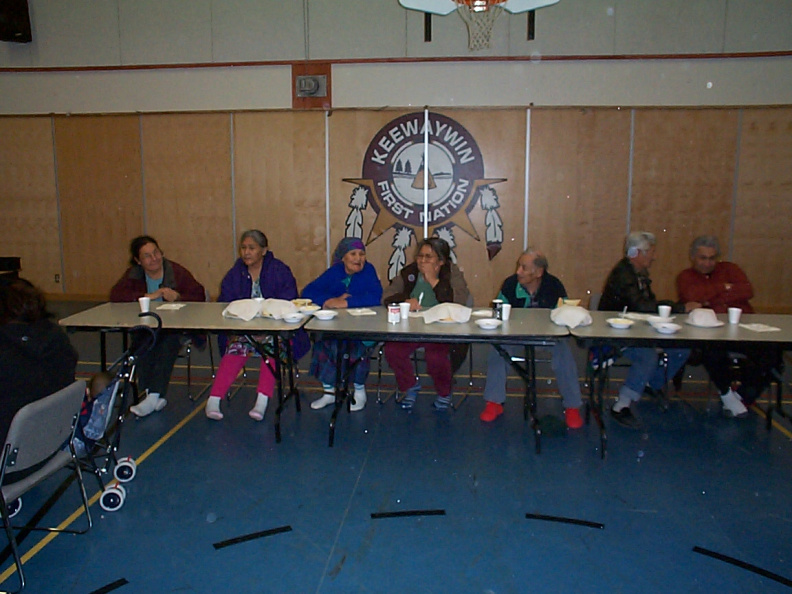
217, 251, 309, 360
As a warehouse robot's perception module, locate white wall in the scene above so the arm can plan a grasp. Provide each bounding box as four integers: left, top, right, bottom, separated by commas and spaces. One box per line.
0, 0, 791, 114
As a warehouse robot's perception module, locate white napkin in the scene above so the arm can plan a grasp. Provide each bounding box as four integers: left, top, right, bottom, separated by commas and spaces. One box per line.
260, 298, 297, 320
222, 299, 261, 322
422, 303, 472, 324
347, 308, 377, 316
550, 305, 593, 328
738, 323, 781, 332
156, 303, 186, 310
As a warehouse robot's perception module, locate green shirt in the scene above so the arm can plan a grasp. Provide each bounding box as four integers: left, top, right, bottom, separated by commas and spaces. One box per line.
411, 274, 439, 308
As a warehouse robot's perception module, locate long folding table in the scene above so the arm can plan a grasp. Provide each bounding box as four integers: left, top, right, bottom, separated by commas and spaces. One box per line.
59, 302, 309, 443
570, 310, 792, 458
304, 306, 570, 450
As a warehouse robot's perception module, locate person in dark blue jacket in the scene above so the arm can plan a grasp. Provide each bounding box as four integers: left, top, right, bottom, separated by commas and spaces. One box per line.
301, 237, 383, 412
480, 249, 584, 429
205, 230, 308, 421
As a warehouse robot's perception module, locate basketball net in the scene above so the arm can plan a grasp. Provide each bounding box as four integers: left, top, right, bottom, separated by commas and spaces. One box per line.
456, 3, 504, 50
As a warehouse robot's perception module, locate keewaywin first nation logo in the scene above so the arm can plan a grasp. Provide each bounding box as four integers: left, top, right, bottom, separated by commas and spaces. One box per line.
343, 111, 505, 280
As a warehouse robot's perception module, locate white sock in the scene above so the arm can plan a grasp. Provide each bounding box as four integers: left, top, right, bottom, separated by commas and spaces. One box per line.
613, 394, 632, 412
249, 393, 269, 421
205, 396, 223, 420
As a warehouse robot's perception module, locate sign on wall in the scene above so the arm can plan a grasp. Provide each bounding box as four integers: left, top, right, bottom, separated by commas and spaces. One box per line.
343, 111, 505, 279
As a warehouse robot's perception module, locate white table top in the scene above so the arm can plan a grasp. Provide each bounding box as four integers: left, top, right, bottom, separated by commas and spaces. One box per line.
59, 302, 309, 333
304, 306, 569, 345
570, 310, 792, 347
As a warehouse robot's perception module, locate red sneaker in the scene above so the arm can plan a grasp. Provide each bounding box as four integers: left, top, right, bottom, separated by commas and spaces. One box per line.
480, 401, 504, 422
565, 407, 583, 429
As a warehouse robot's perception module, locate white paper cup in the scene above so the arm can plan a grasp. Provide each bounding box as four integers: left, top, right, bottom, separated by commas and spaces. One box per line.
728, 307, 742, 324
658, 305, 671, 318
501, 303, 512, 321
138, 296, 150, 313
399, 302, 410, 319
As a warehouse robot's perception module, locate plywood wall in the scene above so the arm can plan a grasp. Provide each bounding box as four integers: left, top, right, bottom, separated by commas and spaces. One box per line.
55, 115, 144, 296
0, 117, 60, 293
733, 108, 792, 313
529, 108, 632, 305
0, 106, 790, 312
631, 109, 739, 300
234, 111, 327, 293
140, 113, 232, 298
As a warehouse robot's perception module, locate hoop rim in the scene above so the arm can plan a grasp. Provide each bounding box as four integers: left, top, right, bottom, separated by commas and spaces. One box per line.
454, 0, 507, 10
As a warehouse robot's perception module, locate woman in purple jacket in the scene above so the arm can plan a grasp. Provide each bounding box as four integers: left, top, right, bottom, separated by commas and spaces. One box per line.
205, 230, 308, 421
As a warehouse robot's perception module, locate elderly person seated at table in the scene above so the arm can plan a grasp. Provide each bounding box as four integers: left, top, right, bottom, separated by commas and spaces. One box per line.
599, 231, 689, 429
383, 237, 470, 411
676, 234, 765, 414
1, 278, 78, 442
205, 230, 309, 421
110, 235, 205, 417
302, 237, 383, 412
479, 249, 584, 429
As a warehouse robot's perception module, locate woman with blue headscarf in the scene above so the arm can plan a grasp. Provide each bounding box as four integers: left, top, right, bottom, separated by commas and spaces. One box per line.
302, 237, 383, 411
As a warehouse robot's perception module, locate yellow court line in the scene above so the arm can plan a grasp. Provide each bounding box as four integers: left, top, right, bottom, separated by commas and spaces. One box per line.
751, 403, 792, 439
0, 397, 208, 587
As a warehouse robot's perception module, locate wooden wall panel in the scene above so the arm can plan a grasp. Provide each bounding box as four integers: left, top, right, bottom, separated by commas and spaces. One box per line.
140, 114, 232, 299
733, 108, 792, 313
328, 109, 527, 307
234, 111, 327, 292
529, 108, 631, 305
631, 109, 739, 300
0, 117, 60, 292
55, 115, 143, 297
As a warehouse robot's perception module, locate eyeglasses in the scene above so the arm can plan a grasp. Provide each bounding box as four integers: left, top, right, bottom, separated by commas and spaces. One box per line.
416, 253, 438, 261
139, 249, 162, 262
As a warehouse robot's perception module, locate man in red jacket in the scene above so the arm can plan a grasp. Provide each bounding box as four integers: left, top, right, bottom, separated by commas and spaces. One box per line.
677, 235, 753, 315
677, 235, 759, 413
110, 235, 205, 417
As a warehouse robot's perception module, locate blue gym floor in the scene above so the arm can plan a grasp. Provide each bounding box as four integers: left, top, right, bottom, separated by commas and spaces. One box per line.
2, 301, 792, 593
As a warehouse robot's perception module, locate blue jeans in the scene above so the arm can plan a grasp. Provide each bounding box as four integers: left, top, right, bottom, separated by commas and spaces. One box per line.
620, 347, 689, 402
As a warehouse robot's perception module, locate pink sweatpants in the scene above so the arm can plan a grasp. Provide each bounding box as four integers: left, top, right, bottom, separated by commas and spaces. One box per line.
209, 353, 275, 399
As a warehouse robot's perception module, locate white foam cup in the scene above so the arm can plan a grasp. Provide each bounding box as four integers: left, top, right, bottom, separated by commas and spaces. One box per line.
501, 303, 512, 321
658, 305, 671, 318
728, 307, 742, 324
138, 296, 151, 313
399, 302, 410, 319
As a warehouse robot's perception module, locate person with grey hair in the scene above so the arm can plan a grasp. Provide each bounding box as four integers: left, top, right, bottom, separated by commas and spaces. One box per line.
205, 230, 309, 421
480, 249, 584, 429
676, 234, 757, 414
677, 234, 753, 314
598, 232, 689, 429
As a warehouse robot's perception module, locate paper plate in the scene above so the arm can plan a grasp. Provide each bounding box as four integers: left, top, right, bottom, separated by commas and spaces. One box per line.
299, 304, 320, 313
685, 319, 725, 328
436, 317, 458, 324
647, 315, 675, 324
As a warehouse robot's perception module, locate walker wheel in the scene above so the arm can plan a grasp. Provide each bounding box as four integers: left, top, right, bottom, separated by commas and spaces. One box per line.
100, 486, 126, 512
6, 497, 22, 518
114, 456, 137, 482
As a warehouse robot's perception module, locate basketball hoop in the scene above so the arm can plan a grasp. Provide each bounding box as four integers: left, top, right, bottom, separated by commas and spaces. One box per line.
454, 0, 507, 50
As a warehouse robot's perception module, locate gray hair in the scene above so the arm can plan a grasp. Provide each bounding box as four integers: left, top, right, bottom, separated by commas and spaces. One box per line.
520, 248, 549, 271
240, 229, 268, 249
625, 231, 656, 257
689, 235, 720, 259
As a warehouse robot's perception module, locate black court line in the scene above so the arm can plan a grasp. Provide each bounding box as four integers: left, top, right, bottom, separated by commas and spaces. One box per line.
692, 546, 792, 588
89, 577, 129, 594
371, 509, 446, 519
525, 513, 604, 530
213, 525, 293, 550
